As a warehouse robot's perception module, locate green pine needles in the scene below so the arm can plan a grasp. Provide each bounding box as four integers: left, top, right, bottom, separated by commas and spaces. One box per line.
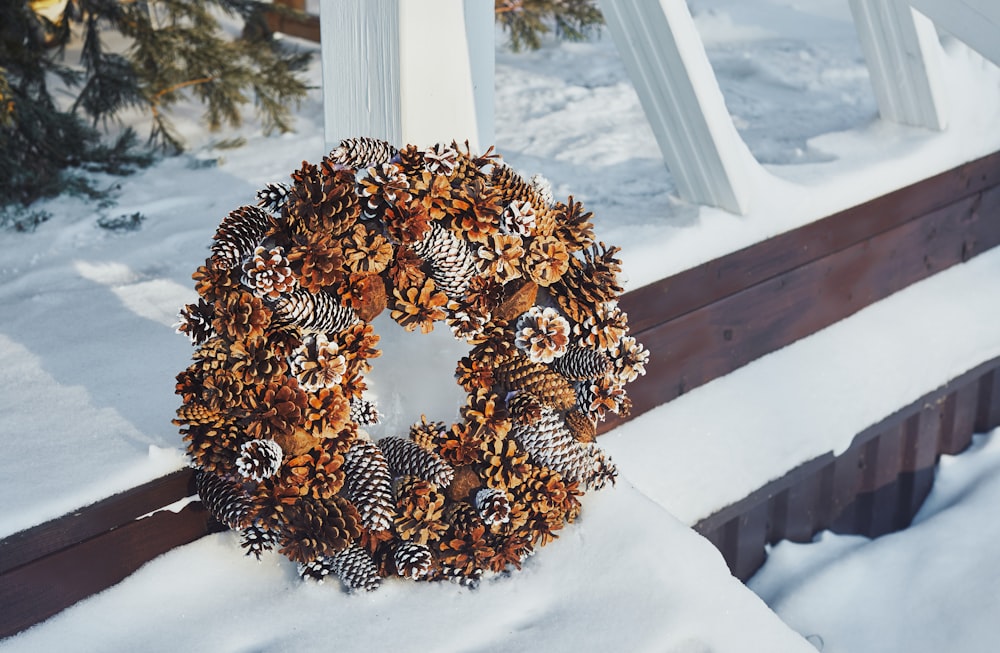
0, 0, 312, 216
496, 0, 604, 52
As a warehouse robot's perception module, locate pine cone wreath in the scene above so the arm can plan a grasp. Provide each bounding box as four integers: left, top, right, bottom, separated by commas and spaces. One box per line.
175, 137, 646, 592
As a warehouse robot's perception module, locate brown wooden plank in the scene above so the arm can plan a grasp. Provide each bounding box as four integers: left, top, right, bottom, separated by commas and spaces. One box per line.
975, 369, 1000, 432
697, 355, 1000, 575
263, 6, 320, 42
604, 183, 1000, 431
782, 467, 825, 543
765, 488, 790, 544
943, 381, 980, 455
0, 468, 196, 576
733, 501, 770, 580
0, 502, 216, 639
621, 150, 1000, 334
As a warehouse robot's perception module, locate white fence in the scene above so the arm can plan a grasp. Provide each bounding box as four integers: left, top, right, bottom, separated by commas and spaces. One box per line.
318, 0, 1000, 214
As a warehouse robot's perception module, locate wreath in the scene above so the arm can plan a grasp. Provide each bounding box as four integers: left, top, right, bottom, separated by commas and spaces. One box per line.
174, 138, 649, 590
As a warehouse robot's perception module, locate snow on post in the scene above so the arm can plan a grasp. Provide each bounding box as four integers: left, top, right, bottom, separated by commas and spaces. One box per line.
319, 0, 494, 152
849, 0, 948, 130
596, 0, 754, 215
907, 0, 1000, 69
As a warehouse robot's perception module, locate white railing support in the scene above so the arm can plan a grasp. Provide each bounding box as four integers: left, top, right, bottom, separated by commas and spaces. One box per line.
596, 0, 754, 215
908, 0, 1000, 68
849, 0, 948, 130
319, 0, 493, 152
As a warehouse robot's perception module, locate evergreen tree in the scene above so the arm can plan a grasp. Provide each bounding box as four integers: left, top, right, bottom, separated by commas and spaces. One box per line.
495, 0, 604, 52
0, 0, 312, 217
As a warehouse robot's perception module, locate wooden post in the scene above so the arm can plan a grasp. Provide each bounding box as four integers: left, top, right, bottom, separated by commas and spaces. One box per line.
849, 0, 948, 130
596, 0, 754, 215
908, 0, 1000, 68
319, 0, 493, 152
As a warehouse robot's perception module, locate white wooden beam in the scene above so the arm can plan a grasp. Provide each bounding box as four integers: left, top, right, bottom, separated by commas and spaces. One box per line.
907, 0, 1000, 68
319, 0, 493, 151
596, 0, 753, 214
849, 0, 948, 130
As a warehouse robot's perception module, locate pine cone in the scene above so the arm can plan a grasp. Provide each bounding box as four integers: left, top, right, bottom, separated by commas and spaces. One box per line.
342, 440, 395, 533
409, 416, 446, 451
511, 406, 616, 490
328, 543, 382, 592
174, 401, 221, 427
350, 398, 379, 426
493, 354, 577, 411
564, 409, 597, 443
437, 523, 494, 586
329, 137, 399, 169
574, 302, 628, 351
610, 335, 649, 384
181, 420, 240, 474
411, 224, 479, 298
491, 162, 549, 211
480, 437, 530, 490
551, 345, 612, 381
394, 541, 434, 579
581, 442, 618, 490
269, 289, 358, 335
298, 555, 334, 582
475, 487, 512, 526
515, 306, 571, 364
394, 475, 449, 545
286, 161, 360, 237
446, 501, 483, 532
551, 243, 621, 323
235, 439, 283, 481
550, 198, 595, 252
240, 524, 277, 560
176, 299, 215, 345
378, 436, 455, 488
210, 205, 273, 270
242, 246, 297, 299
212, 291, 272, 343
195, 471, 253, 530
290, 334, 347, 391
256, 182, 290, 213
278, 494, 362, 563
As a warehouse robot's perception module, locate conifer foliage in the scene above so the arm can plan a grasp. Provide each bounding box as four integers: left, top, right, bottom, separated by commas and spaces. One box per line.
0, 0, 310, 214
495, 0, 604, 51
176, 138, 648, 592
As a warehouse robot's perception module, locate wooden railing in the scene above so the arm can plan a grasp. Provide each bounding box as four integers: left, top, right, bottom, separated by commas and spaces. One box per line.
2, 151, 998, 637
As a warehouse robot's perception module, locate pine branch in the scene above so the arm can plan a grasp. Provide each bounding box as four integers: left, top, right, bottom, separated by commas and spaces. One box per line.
496, 0, 604, 52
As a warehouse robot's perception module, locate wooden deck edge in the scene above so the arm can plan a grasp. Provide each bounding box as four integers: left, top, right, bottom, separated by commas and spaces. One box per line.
600, 151, 1000, 433
2, 152, 998, 637
694, 357, 1000, 581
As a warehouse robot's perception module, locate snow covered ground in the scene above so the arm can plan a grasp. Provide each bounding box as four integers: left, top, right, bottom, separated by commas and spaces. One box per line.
749, 429, 1000, 653
2, 0, 1000, 650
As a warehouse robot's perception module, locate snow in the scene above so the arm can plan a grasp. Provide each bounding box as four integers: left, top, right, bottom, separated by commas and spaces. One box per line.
748, 429, 1000, 653
2, 0, 1000, 649
602, 244, 1000, 526
0, 480, 814, 653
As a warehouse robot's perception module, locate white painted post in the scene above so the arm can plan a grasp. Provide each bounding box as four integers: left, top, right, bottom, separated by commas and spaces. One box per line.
596, 0, 754, 215
849, 0, 948, 130
907, 0, 1000, 68
319, 0, 493, 152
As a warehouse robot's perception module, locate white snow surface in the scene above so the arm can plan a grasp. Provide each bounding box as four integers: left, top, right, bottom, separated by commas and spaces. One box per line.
749, 429, 1000, 653
2, 1, 1000, 649
1, 480, 814, 653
